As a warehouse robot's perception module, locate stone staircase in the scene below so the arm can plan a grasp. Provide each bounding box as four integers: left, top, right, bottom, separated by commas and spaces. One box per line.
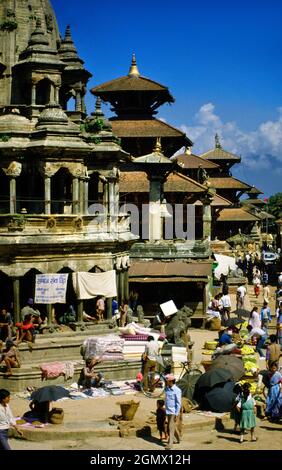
0, 323, 140, 391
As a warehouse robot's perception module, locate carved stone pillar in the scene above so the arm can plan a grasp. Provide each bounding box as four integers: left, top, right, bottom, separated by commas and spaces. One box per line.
108, 180, 115, 216
84, 176, 89, 214
75, 91, 82, 112
72, 177, 79, 214
12, 277, 20, 323
124, 270, 129, 301
106, 298, 112, 321
54, 86, 59, 105
79, 178, 84, 215
44, 175, 51, 215
203, 203, 212, 241
46, 304, 52, 326
9, 177, 16, 213
31, 84, 36, 106
77, 300, 83, 322
120, 271, 125, 303
3, 162, 22, 214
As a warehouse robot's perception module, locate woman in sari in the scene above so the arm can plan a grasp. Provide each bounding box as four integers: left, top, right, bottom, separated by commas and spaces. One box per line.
265, 362, 282, 422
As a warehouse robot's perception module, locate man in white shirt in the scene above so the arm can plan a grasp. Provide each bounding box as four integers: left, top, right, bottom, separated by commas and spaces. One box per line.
221, 293, 232, 321
143, 336, 159, 392
236, 283, 247, 318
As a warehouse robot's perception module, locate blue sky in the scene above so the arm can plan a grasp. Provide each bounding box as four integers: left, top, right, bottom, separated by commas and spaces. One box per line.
52, 0, 282, 196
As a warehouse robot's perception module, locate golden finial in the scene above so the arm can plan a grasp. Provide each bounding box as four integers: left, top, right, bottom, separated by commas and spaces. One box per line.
185, 146, 192, 155
153, 137, 162, 154
128, 53, 140, 77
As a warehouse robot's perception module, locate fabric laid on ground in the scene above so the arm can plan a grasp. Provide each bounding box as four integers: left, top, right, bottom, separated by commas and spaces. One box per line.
40, 361, 76, 379
82, 335, 125, 361
72, 270, 117, 299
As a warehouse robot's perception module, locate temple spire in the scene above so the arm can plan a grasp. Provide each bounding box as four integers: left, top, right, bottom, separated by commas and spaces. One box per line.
215, 133, 222, 149
153, 137, 162, 154
28, 18, 49, 47
128, 53, 140, 78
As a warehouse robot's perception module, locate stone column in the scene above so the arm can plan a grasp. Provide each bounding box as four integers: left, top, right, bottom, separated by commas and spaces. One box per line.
4, 162, 22, 214
12, 277, 20, 323
108, 179, 115, 228
114, 180, 120, 217
84, 176, 89, 214
149, 177, 162, 241
54, 86, 59, 105
72, 177, 79, 214
31, 84, 36, 106
77, 300, 83, 323
75, 91, 82, 112
116, 271, 121, 304
79, 178, 84, 214
46, 304, 52, 326
44, 175, 51, 215
9, 177, 16, 214
120, 271, 125, 303
203, 202, 212, 241
106, 297, 112, 321
202, 188, 215, 241
124, 270, 129, 301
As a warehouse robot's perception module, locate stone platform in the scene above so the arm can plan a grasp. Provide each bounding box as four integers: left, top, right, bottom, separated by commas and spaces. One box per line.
0, 323, 140, 391
10, 391, 231, 442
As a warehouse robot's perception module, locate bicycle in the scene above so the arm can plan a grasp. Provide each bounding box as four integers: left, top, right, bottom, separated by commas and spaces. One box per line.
140, 360, 202, 398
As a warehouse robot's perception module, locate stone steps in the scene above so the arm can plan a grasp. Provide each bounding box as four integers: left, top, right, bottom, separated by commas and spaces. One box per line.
1, 323, 135, 391
0, 359, 141, 392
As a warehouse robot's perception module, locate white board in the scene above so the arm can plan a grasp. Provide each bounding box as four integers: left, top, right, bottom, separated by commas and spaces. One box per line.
160, 300, 178, 317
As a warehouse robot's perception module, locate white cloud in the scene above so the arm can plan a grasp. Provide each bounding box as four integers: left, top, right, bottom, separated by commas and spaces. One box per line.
180, 103, 282, 170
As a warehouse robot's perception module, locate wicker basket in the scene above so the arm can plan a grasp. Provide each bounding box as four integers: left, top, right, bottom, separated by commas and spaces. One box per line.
117, 400, 140, 421
48, 407, 64, 424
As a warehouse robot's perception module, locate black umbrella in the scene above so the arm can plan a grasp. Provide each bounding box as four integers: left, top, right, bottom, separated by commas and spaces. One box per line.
210, 356, 245, 382
225, 318, 245, 328
30, 385, 70, 403
193, 367, 233, 403
195, 367, 233, 389
205, 381, 236, 412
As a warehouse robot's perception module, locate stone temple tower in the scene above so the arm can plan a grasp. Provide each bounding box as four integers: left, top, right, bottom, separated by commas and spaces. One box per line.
0, 0, 60, 105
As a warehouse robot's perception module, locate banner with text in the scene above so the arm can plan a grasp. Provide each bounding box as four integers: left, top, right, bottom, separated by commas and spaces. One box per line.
35, 273, 69, 304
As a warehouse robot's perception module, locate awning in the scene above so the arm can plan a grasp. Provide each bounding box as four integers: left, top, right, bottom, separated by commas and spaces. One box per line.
129, 261, 212, 283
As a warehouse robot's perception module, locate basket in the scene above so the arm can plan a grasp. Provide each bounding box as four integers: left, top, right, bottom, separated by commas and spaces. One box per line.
117, 400, 140, 421
48, 407, 64, 424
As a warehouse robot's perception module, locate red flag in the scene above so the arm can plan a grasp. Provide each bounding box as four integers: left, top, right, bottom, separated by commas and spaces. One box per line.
263, 198, 268, 202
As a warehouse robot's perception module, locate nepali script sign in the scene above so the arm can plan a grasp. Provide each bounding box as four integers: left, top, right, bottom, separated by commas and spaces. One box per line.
35, 274, 69, 304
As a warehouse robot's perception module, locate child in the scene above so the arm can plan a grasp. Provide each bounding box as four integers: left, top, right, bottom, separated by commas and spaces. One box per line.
156, 399, 168, 442
230, 383, 242, 433
237, 382, 257, 443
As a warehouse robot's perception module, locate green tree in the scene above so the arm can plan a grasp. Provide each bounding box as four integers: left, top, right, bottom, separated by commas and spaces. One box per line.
264, 192, 282, 219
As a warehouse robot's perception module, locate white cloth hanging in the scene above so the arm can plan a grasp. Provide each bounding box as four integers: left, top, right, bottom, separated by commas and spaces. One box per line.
72, 270, 117, 299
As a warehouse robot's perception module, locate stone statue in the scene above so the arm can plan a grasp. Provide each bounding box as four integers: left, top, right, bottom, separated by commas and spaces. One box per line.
165, 306, 193, 344
136, 305, 144, 323
197, 165, 208, 185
